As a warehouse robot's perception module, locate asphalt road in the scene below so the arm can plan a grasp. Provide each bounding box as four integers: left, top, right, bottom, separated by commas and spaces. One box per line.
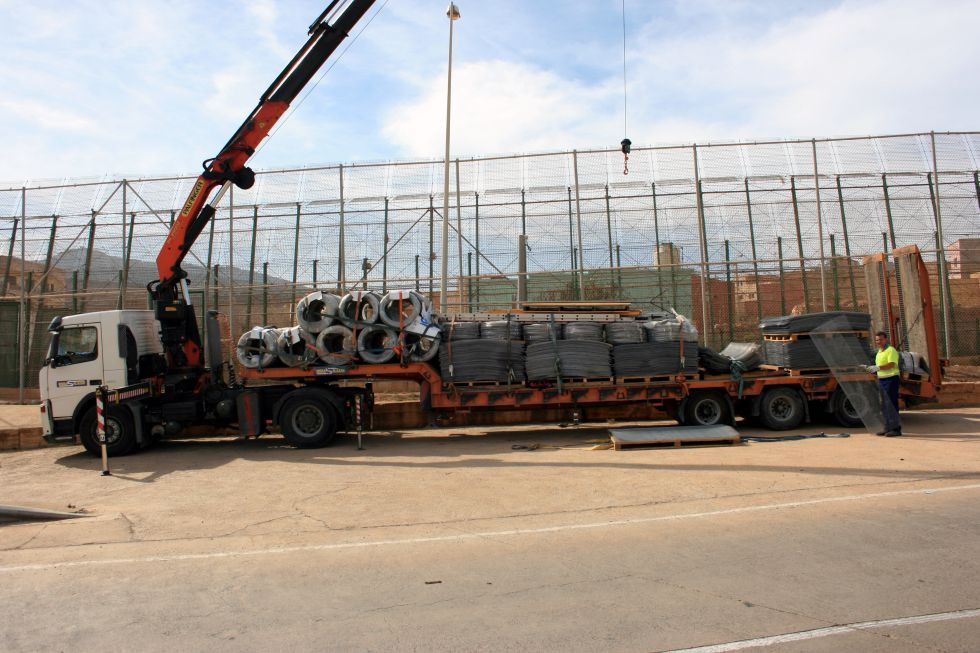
1, 408, 979, 651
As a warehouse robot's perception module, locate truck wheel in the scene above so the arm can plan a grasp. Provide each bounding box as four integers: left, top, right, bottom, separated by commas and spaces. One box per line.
79, 405, 137, 457
759, 387, 805, 431
280, 396, 338, 448
832, 389, 863, 428
683, 391, 731, 426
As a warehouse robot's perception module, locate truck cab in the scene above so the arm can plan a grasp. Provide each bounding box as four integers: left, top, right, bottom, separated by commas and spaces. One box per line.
40, 310, 164, 454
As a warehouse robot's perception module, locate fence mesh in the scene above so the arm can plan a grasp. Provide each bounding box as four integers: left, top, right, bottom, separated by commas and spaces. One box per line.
2, 132, 978, 392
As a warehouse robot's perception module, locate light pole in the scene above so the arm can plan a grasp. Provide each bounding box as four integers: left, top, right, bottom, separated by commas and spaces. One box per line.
439, 2, 460, 312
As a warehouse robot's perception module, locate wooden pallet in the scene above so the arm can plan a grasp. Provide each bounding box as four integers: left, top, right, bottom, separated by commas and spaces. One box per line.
444, 379, 515, 388
615, 374, 697, 384
764, 330, 869, 342
758, 364, 865, 376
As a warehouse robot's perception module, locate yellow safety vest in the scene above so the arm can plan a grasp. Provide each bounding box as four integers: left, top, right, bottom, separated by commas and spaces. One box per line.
875, 345, 900, 378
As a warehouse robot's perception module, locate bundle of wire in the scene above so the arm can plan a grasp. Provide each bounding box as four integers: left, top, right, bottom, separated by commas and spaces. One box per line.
439, 339, 526, 382
525, 341, 612, 380
444, 321, 481, 341
524, 322, 563, 345
764, 334, 872, 369
480, 320, 523, 340
612, 341, 698, 376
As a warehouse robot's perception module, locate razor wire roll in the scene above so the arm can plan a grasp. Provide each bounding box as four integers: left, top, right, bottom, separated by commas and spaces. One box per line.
523, 322, 562, 345
296, 291, 340, 334
604, 322, 645, 344
379, 291, 424, 329
338, 292, 381, 326
357, 324, 399, 364
315, 325, 356, 366
236, 327, 279, 369
276, 325, 317, 367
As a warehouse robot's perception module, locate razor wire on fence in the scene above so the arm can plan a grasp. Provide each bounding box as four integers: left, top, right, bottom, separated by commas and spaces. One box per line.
1, 131, 979, 395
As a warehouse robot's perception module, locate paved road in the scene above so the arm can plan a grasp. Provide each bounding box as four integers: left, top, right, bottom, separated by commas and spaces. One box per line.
2, 409, 979, 651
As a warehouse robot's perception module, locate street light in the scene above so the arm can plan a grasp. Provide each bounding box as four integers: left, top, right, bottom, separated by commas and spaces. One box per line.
439, 2, 460, 312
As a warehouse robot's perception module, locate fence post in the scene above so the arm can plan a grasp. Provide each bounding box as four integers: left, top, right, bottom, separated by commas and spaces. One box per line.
455, 159, 463, 313
811, 139, 827, 312
382, 197, 389, 293
724, 239, 734, 342
338, 164, 346, 290
467, 251, 473, 311
615, 244, 622, 292
744, 179, 762, 322
777, 236, 787, 316
830, 234, 840, 310
882, 173, 898, 248
292, 203, 301, 306
40, 215, 58, 307
428, 195, 434, 297
604, 185, 614, 282
119, 212, 135, 309
930, 132, 953, 358
261, 262, 268, 325
72, 270, 79, 314
415, 255, 420, 292
790, 176, 811, 313
245, 205, 258, 326
213, 264, 220, 313
693, 145, 709, 344
80, 212, 96, 313
1, 218, 17, 296
652, 182, 663, 304
572, 150, 585, 300
835, 176, 858, 309
18, 187, 25, 404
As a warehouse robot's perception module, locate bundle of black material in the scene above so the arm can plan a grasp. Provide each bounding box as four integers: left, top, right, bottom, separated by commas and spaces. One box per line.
698, 347, 732, 374
439, 339, 526, 383
480, 320, 523, 340
526, 341, 612, 380
612, 342, 698, 376
563, 321, 605, 341
643, 319, 699, 343
720, 342, 763, 371
760, 311, 871, 334
444, 321, 480, 341
763, 334, 872, 369
524, 322, 563, 345
605, 322, 646, 345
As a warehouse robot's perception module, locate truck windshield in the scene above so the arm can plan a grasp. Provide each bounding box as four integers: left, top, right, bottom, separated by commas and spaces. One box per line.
51, 326, 99, 366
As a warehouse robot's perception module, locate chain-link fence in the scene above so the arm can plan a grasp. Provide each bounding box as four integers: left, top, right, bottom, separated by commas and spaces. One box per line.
2, 131, 978, 397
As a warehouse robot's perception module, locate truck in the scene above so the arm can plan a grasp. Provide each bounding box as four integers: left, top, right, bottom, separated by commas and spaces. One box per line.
39, 4, 945, 456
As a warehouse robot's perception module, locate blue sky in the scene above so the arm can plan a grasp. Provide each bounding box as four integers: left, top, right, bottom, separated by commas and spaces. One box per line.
0, 0, 976, 184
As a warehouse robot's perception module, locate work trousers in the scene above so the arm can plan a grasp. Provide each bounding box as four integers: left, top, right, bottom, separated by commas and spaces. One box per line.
878, 376, 901, 433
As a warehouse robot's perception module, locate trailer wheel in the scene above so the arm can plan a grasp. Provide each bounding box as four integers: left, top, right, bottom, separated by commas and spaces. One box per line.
759, 387, 805, 431
280, 395, 338, 448
683, 391, 731, 426
831, 389, 863, 428
79, 405, 137, 457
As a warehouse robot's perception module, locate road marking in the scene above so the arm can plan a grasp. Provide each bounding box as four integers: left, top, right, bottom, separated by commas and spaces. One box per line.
1, 482, 978, 573
660, 607, 980, 652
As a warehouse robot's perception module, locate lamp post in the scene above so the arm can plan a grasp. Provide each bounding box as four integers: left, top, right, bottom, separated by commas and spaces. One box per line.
439, 2, 460, 312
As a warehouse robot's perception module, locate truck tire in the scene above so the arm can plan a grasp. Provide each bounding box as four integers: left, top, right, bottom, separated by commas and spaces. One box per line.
683, 391, 731, 426
831, 388, 863, 428
280, 395, 338, 448
759, 387, 805, 431
79, 405, 137, 457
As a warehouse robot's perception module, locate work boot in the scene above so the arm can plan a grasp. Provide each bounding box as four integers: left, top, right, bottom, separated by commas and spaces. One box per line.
875, 431, 886, 436
884, 430, 902, 437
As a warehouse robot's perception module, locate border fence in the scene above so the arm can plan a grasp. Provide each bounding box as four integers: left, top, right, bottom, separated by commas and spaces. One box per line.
2, 131, 978, 399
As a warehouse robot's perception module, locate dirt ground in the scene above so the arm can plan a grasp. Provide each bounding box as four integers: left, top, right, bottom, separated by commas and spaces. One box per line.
1, 408, 979, 651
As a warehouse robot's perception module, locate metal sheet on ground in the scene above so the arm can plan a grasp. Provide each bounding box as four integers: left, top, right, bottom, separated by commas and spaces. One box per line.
811, 315, 884, 434
609, 424, 740, 449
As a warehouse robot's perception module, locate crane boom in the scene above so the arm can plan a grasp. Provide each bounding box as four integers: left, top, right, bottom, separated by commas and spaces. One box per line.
152, 0, 376, 369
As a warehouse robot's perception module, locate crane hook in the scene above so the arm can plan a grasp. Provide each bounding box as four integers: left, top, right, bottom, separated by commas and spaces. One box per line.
620, 138, 631, 176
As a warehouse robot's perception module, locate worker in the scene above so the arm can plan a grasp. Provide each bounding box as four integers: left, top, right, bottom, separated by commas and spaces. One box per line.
867, 331, 901, 436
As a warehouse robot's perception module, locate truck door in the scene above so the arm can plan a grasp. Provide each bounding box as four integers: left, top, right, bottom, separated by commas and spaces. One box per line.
42, 323, 104, 421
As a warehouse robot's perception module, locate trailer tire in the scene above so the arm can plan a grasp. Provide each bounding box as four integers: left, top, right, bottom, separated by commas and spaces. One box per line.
280, 395, 338, 448
79, 405, 137, 457
831, 389, 864, 428
682, 391, 731, 426
759, 387, 805, 431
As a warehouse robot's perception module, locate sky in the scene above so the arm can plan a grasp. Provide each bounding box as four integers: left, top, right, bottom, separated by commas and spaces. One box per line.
0, 0, 976, 185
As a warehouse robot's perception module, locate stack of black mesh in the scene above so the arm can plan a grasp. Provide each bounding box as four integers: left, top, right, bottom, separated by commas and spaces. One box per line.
524, 322, 562, 344
439, 339, 526, 382
443, 321, 480, 341
525, 341, 612, 380
562, 321, 605, 341
604, 322, 645, 345
761, 311, 873, 368
480, 320, 523, 340
612, 341, 698, 376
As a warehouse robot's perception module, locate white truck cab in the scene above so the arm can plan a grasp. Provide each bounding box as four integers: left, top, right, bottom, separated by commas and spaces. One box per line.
40, 310, 163, 453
